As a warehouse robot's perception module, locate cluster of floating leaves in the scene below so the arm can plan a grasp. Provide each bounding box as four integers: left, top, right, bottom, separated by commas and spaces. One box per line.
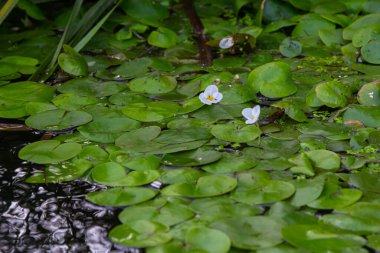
1, 0, 380, 252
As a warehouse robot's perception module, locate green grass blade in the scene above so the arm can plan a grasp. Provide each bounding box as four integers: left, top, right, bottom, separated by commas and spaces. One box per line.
68, 0, 114, 46
0, 0, 20, 26
73, 1, 120, 52
29, 0, 83, 81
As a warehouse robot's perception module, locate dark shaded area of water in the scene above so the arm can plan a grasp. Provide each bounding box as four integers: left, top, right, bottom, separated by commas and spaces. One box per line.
0, 131, 140, 253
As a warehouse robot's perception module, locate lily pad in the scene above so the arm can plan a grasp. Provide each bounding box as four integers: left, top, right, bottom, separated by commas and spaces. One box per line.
279, 38, 302, 58
185, 226, 231, 253
0, 81, 54, 102
232, 179, 295, 205
160, 168, 204, 184
128, 76, 177, 94
25, 109, 92, 130
290, 176, 325, 206
118, 200, 194, 226
305, 149, 340, 171
162, 148, 222, 166
247, 61, 297, 98
343, 105, 380, 127
161, 175, 237, 198
202, 153, 258, 174
109, 220, 172, 247
86, 187, 157, 206
321, 214, 380, 234
58, 77, 127, 97
26, 159, 92, 183
148, 27, 178, 48
361, 40, 380, 64
122, 101, 180, 122
18, 140, 82, 164
115, 126, 161, 148
91, 162, 159, 186
315, 80, 351, 108
211, 123, 262, 143
357, 80, 380, 106
52, 93, 100, 110
343, 13, 380, 40
211, 216, 285, 250
78, 117, 140, 143
58, 44, 88, 76
282, 224, 366, 252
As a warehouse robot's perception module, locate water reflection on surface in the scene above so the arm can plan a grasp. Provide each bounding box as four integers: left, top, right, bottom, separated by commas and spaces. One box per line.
0, 132, 141, 253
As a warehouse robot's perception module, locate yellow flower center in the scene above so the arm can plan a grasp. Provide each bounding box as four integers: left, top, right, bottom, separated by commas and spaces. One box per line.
251, 115, 255, 120
207, 95, 214, 101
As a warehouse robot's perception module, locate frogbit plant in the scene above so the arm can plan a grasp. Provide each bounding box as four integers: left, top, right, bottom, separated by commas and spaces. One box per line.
199, 85, 223, 105
242, 105, 260, 124
219, 36, 234, 49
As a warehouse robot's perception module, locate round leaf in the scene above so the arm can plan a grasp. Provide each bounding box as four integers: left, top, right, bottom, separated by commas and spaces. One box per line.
109, 220, 172, 247
211, 216, 285, 250
211, 124, 261, 143
282, 224, 366, 252
148, 27, 178, 48
128, 76, 177, 94
279, 38, 302, 58
86, 187, 157, 206
25, 109, 92, 130
305, 149, 340, 171
185, 226, 231, 253
361, 40, 380, 64
58, 45, 88, 76
162, 175, 237, 198
357, 80, 380, 106
122, 101, 180, 122
18, 140, 82, 164
58, 77, 127, 97
162, 148, 222, 166
247, 61, 297, 98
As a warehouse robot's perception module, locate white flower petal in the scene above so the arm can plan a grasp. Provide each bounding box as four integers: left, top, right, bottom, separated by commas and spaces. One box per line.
214, 92, 223, 103
204, 85, 218, 95
242, 108, 253, 120
245, 119, 256, 124
199, 93, 212, 105
219, 36, 234, 49
252, 105, 261, 117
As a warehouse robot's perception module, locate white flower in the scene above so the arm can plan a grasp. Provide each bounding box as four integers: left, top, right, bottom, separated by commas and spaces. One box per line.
242, 105, 260, 124
219, 36, 234, 49
199, 85, 223, 105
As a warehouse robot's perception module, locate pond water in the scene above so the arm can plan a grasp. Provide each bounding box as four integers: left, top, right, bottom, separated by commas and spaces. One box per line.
0, 131, 140, 253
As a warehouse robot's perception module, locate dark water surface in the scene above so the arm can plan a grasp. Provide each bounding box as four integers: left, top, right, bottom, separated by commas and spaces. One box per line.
0, 131, 139, 253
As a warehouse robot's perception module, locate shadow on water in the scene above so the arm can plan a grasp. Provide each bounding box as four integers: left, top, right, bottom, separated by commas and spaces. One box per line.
0, 131, 141, 253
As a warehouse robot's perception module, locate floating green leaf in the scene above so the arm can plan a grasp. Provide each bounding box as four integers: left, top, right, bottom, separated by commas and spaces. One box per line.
279, 38, 302, 58
247, 61, 297, 98
109, 220, 172, 247
86, 187, 157, 206
148, 27, 178, 48
343, 105, 380, 127
305, 149, 340, 171
185, 226, 231, 253
122, 101, 180, 122
25, 109, 92, 130
211, 123, 261, 143
162, 175, 237, 198
58, 44, 88, 76
282, 224, 366, 252
357, 80, 380, 106
212, 216, 285, 250
118, 199, 194, 226
162, 148, 222, 166
128, 76, 177, 94
19, 140, 82, 164
58, 77, 127, 97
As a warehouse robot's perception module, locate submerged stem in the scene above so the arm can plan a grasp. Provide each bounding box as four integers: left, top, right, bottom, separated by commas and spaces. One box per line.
181, 0, 213, 67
